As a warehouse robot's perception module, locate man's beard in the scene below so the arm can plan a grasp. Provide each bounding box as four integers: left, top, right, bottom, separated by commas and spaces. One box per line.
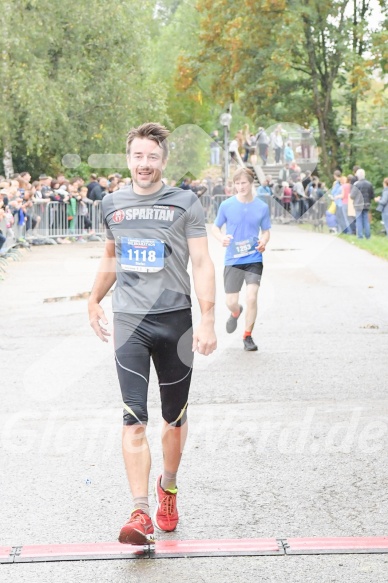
133, 168, 162, 188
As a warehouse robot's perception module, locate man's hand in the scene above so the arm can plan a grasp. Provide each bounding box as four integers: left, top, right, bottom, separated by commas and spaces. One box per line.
222, 234, 233, 247
88, 302, 111, 342
192, 321, 217, 356
256, 240, 266, 253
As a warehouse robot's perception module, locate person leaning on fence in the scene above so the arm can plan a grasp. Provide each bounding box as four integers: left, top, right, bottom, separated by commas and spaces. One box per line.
77, 185, 94, 233
22, 188, 41, 234
87, 174, 98, 198
89, 177, 109, 202
39, 175, 53, 197
212, 178, 225, 196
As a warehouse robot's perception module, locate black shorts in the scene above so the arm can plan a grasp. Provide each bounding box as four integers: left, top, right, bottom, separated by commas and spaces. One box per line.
114, 309, 193, 427
224, 262, 263, 293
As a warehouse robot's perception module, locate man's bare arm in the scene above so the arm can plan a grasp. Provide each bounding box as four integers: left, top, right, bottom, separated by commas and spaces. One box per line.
257, 229, 270, 253
188, 236, 217, 356
88, 239, 117, 342
212, 223, 233, 247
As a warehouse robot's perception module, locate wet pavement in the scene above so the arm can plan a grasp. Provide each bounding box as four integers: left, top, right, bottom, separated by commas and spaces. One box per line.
1, 225, 388, 582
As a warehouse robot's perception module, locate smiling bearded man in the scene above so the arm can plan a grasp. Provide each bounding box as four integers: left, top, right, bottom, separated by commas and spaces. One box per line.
88, 122, 217, 545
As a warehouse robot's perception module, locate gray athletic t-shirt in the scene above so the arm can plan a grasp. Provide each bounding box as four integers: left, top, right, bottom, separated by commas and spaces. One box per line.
102, 184, 206, 314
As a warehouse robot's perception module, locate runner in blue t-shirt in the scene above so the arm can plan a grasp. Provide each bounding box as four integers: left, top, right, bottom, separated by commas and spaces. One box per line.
212, 167, 271, 351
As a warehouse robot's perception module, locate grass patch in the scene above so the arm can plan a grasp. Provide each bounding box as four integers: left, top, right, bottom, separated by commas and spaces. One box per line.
339, 234, 388, 261
298, 222, 388, 261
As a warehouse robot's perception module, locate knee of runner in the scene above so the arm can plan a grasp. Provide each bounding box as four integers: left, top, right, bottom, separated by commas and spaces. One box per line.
226, 296, 238, 310
123, 403, 148, 426
246, 291, 259, 305
162, 402, 188, 428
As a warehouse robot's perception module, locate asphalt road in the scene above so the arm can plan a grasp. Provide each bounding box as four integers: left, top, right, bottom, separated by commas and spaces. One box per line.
1, 225, 388, 582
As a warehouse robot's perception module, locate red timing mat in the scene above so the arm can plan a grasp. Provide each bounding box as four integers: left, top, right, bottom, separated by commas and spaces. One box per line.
1, 537, 388, 564
285, 537, 388, 555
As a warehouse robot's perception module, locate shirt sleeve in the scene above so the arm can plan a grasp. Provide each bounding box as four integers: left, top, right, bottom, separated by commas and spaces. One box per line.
214, 201, 226, 229
261, 204, 271, 231
185, 194, 207, 238
101, 195, 114, 240
104, 217, 114, 240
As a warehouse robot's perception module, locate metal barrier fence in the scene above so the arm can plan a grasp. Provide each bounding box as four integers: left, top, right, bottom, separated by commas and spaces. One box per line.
0, 217, 26, 276
31, 201, 106, 239
1, 196, 330, 250
200, 194, 328, 224
0, 217, 25, 253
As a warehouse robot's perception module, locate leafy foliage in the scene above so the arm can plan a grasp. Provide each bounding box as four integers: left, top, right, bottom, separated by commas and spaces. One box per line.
183, 0, 388, 179
0, 0, 168, 176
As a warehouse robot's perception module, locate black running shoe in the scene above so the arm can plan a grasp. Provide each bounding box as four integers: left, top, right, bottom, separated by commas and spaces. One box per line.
243, 336, 258, 351
226, 305, 243, 333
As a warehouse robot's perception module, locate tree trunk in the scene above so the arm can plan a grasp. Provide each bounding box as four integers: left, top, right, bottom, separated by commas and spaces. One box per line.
302, 16, 331, 176
323, 96, 341, 172
349, 0, 369, 165
349, 0, 358, 164
3, 146, 14, 178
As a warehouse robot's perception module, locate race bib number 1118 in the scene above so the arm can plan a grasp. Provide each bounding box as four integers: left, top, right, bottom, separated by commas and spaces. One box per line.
121, 238, 165, 272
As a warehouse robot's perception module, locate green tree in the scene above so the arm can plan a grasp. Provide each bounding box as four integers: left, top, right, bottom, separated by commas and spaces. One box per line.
0, 0, 169, 177
184, 0, 387, 177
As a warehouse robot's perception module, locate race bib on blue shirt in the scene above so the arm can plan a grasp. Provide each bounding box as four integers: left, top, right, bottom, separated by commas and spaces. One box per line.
230, 237, 258, 258
121, 238, 165, 272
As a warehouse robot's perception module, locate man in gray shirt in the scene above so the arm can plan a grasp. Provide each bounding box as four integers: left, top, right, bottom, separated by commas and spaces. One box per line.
88, 122, 217, 545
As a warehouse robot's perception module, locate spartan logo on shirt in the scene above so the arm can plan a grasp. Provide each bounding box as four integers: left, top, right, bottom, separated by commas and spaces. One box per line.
125, 205, 175, 222
112, 210, 125, 224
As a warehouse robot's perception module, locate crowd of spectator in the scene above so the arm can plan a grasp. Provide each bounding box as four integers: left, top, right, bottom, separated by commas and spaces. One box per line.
0, 172, 132, 248
208, 124, 386, 238
1, 158, 387, 253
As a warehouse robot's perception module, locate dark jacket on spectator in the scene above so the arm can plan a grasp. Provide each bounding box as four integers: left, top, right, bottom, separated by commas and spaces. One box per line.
212, 184, 225, 196
350, 179, 375, 211
88, 184, 108, 201
87, 180, 98, 197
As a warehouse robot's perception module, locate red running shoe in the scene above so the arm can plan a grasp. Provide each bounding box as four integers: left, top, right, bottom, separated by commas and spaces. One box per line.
154, 475, 179, 532
118, 509, 155, 545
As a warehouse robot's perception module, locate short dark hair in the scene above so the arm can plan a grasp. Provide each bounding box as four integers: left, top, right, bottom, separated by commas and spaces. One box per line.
126, 122, 170, 160
232, 167, 254, 183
